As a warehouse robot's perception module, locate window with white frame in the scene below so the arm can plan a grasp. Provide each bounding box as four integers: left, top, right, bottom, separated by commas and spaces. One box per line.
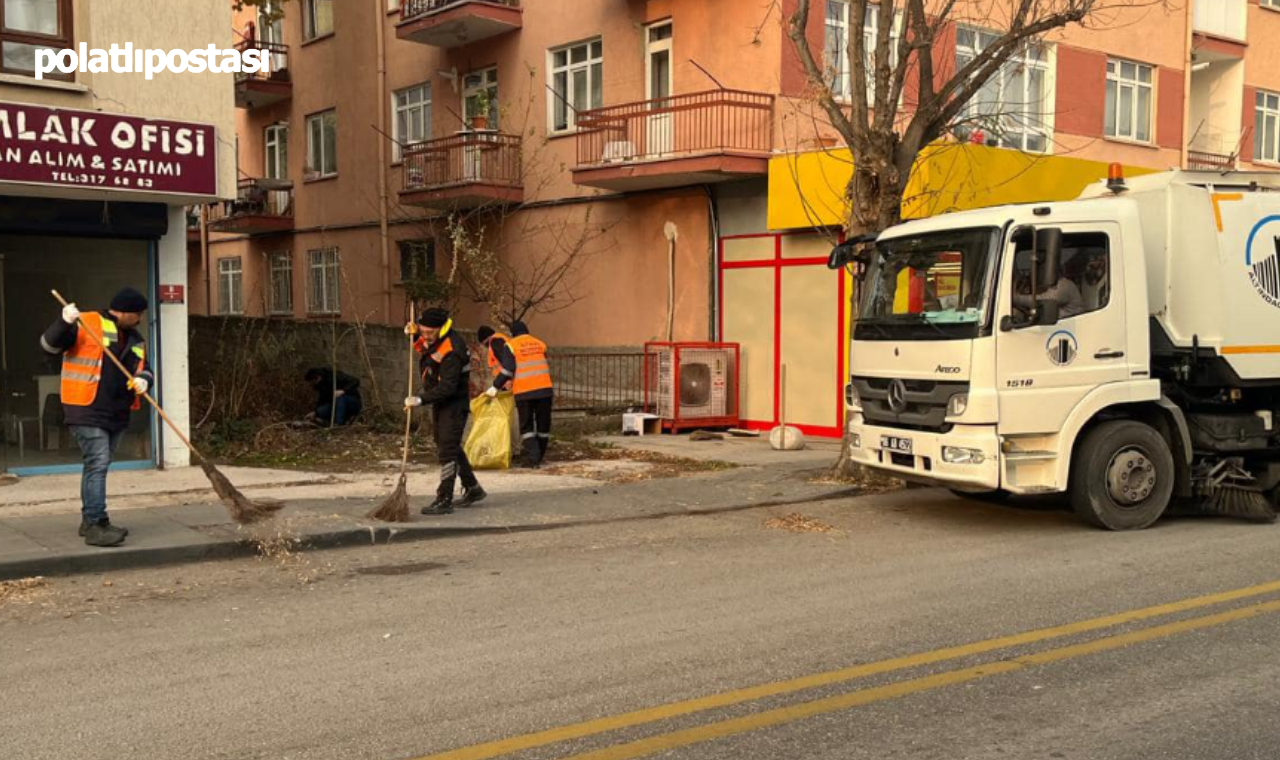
549, 38, 603, 132
464, 67, 499, 128
393, 83, 431, 162
307, 247, 341, 315
217, 258, 243, 315
1105, 59, 1153, 143
1256, 90, 1280, 164
955, 28, 1052, 153
1265, 0, 1280, 8
268, 251, 293, 315
303, 0, 333, 40
306, 110, 337, 178
824, 1, 900, 102
265, 123, 288, 180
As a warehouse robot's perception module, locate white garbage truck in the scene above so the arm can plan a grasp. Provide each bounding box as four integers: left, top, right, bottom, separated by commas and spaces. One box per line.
831, 168, 1280, 529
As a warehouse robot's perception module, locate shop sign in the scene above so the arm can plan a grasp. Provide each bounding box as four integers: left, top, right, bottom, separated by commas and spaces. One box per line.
0, 101, 216, 197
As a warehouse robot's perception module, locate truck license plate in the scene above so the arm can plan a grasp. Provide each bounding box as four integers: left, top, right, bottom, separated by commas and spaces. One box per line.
881, 435, 913, 454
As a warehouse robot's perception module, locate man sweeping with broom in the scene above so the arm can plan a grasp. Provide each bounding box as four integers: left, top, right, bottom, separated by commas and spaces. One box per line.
41, 288, 152, 547
405, 307, 487, 515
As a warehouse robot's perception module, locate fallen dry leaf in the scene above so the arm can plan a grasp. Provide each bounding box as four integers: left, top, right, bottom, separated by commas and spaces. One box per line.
764, 513, 836, 534
0, 577, 49, 605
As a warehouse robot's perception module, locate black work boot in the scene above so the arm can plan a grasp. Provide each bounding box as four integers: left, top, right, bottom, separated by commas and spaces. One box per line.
82, 520, 128, 547
457, 485, 487, 508
79, 518, 129, 539
421, 496, 454, 515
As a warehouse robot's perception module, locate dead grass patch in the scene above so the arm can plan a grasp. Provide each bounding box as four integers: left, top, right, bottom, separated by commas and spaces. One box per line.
764, 513, 837, 534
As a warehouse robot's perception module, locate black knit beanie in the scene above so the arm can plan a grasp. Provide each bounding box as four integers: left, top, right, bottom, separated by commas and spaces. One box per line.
418, 307, 450, 328
110, 287, 149, 314
477, 326, 495, 343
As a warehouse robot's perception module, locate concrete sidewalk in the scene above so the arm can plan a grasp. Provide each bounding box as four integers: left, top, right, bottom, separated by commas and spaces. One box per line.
0, 436, 848, 580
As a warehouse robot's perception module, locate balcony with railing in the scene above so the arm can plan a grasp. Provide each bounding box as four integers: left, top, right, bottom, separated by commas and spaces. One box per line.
399, 131, 523, 210
234, 40, 291, 109
572, 89, 775, 192
396, 0, 522, 48
206, 178, 294, 235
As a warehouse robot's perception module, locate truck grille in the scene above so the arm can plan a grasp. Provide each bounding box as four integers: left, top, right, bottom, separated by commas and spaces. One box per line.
853, 377, 969, 433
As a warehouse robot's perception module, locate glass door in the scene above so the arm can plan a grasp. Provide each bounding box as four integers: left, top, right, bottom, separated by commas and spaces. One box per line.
0, 235, 153, 474
645, 22, 674, 159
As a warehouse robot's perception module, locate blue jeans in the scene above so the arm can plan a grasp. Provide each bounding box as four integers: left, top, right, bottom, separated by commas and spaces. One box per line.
316, 395, 362, 427
70, 426, 124, 524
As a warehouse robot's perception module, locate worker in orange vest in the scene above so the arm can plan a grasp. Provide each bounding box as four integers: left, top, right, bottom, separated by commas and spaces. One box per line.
476, 325, 516, 394
507, 320, 554, 468
40, 288, 153, 547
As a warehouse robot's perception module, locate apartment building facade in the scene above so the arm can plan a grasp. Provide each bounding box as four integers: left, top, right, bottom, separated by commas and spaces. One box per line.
194, 0, 1280, 437
1, 0, 237, 476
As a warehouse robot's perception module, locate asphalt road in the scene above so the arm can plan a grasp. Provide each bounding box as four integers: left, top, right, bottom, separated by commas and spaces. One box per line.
3, 486, 1280, 760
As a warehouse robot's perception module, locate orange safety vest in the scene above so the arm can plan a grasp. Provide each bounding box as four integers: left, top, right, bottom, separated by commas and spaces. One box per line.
61, 313, 146, 410
509, 334, 553, 396
485, 332, 512, 380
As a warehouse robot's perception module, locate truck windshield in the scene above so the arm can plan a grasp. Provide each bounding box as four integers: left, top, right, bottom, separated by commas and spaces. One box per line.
856, 227, 999, 340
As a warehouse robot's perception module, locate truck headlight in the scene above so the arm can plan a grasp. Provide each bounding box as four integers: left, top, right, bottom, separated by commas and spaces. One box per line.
942, 446, 985, 465
845, 383, 862, 411
851, 433, 862, 449
946, 393, 969, 418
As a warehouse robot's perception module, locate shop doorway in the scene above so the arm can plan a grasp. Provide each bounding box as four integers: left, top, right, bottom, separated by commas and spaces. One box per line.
0, 235, 155, 476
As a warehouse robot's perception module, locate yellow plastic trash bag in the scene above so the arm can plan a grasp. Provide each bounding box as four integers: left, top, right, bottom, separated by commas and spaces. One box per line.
465, 393, 516, 470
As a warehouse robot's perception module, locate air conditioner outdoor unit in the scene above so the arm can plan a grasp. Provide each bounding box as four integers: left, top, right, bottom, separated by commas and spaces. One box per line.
644, 342, 740, 433
601, 141, 637, 163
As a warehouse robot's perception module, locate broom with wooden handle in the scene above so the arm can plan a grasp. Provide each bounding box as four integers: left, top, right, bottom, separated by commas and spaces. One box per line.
52, 290, 284, 524
368, 304, 416, 522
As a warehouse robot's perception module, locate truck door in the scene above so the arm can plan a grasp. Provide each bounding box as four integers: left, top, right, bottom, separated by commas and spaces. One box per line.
995, 223, 1129, 435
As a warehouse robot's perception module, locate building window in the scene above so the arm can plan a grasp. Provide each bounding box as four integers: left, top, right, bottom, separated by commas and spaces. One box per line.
398, 239, 436, 282
549, 39, 603, 133
463, 67, 499, 128
1255, 90, 1280, 164
955, 28, 1051, 153
265, 123, 288, 180
1265, 0, 1280, 7
1105, 59, 1153, 143
1, 0, 73, 80
824, 1, 900, 102
217, 258, 244, 316
307, 247, 341, 315
393, 83, 431, 162
306, 110, 338, 179
268, 251, 293, 315
303, 0, 333, 40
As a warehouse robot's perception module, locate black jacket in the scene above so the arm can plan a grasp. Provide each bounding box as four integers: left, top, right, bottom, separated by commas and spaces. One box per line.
41, 312, 153, 433
414, 329, 472, 407
308, 367, 361, 408
487, 337, 517, 392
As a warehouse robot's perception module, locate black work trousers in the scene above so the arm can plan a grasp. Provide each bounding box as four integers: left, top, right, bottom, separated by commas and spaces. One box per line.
433, 399, 478, 500
517, 397, 553, 467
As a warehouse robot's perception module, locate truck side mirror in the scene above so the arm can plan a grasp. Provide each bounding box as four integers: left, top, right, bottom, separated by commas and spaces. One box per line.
1036, 228, 1063, 289
827, 233, 878, 270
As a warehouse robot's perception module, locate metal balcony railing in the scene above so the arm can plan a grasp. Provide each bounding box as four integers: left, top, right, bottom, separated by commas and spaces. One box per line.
1188, 150, 1235, 171
400, 0, 519, 21
234, 40, 290, 83
401, 132, 522, 193
575, 89, 774, 169
207, 178, 294, 227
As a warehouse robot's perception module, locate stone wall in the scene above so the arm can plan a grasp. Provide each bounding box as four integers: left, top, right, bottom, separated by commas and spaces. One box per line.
188, 316, 644, 419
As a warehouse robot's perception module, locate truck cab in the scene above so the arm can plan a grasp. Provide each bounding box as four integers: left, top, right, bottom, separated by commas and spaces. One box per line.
840, 170, 1280, 529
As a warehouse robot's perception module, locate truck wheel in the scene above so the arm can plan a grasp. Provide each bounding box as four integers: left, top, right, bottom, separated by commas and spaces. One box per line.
949, 488, 1010, 504
1069, 420, 1174, 531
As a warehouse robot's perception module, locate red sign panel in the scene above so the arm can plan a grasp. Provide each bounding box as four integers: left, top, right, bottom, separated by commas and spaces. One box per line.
159, 285, 185, 304
0, 101, 217, 197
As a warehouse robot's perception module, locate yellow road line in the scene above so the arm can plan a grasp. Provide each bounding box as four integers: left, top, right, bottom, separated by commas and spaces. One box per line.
411, 579, 1280, 760
560, 598, 1280, 760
